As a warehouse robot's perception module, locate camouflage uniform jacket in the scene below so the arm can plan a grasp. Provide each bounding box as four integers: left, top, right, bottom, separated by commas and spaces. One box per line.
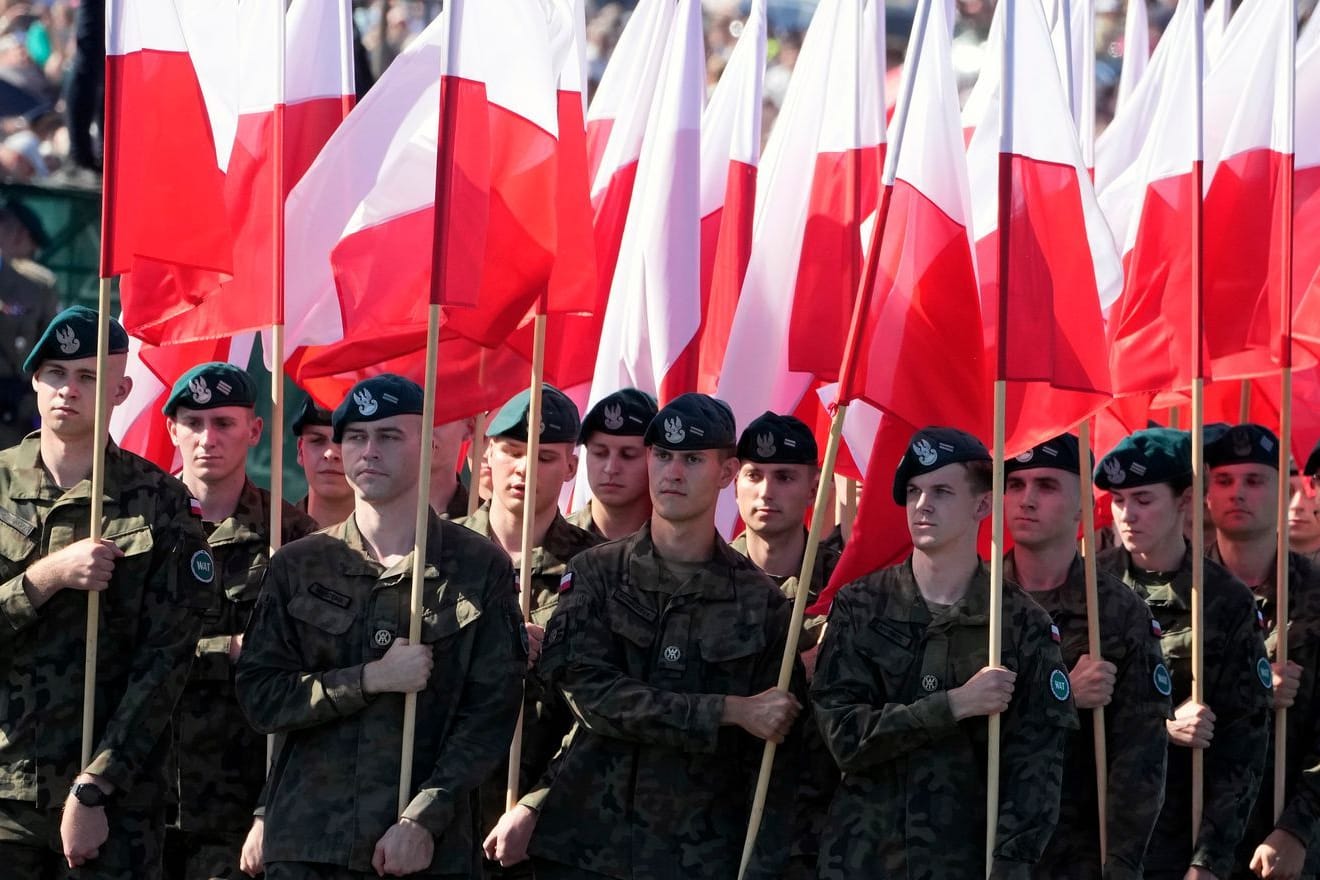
1098, 546, 1272, 878
171, 479, 318, 834
811, 558, 1079, 880
235, 512, 525, 875
1004, 552, 1172, 880
565, 501, 602, 539
1209, 547, 1320, 877
528, 524, 807, 880
456, 503, 600, 822
0, 435, 215, 811
729, 526, 841, 651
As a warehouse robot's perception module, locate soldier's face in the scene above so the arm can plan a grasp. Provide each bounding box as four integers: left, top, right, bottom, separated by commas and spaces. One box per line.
1004, 468, 1081, 549
904, 464, 991, 552
487, 437, 577, 518
297, 427, 352, 502
584, 434, 649, 509
340, 415, 423, 504
1288, 476, 1320, 548
431, 419, 473, 479
735, 462, 818, 538
1207, 464, 1278, 540
32, 355, 131, 439
168, 406, 262, 485
648, 446, 739, 525
1110, 484, 1189, 557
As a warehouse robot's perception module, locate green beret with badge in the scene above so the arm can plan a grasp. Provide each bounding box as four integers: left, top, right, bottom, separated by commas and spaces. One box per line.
331, 374, 425, 442
291, 394, 333, 436
1004, 433, 1082, 476
22, 305, 129, 374
644, 392, 737, 450
488, 384, 581, 444
161, 362, 257, 416
579, 388, 657, 443
891, 426, 991, 504
1204, 423, 1280, 470
1093, 427, 1191, 491
736, 411, 818, 465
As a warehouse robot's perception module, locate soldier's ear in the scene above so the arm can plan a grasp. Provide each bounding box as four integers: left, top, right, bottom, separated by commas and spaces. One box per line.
718, 454, 740, 489
563, 450, 579, 483
247, 414, 264, 448
112, 374, 133, 407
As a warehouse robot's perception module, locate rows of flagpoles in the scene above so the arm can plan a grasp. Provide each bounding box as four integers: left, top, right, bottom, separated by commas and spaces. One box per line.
79, 0, 1316, 871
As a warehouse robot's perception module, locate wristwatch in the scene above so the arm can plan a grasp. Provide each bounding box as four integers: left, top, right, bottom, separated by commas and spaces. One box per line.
70, 781, 110, 808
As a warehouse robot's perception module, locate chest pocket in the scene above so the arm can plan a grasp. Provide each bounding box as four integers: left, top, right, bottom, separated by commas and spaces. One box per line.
421, 594, 483, 643
863, 617, 922, 690
698, 616, 767, 696
608, 590, 658, 677
288, 585, 358, 668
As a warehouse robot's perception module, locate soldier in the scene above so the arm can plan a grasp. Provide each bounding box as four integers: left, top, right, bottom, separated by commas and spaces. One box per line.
429, 418, 474, 519
158, 362, 319, 880
567, 388, 656, 540
1095, 427, 1272, 880
0, 306, 216, 878
526, 392, 806, 879
811, 426, 1077, 879
731, 410, 841, 879
235, 374, 526, 879
1199, 424, 1320, 880
1296, 443, 1320, 563
1002, 433, 1171, 880
290, 395, 353, 527
0, 202, 60, 449
461, 385, 599, 877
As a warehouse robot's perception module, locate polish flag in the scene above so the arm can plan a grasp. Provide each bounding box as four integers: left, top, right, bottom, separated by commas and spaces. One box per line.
966, 0, 1115, 448
118, 0, 356, 344
1205, 0, 1233, 65
581, 0, 703, 404
1115, 0, 1150, 111
1289, 29, 1320, 354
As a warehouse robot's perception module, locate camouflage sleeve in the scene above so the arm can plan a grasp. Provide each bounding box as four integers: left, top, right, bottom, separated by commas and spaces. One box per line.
0, 570, 39, 632
1193, 600, 1271, 877
544, 557, 726, 754
992, 608, 1077, 877
84, 506, 215, 794
810, 587, 959, 772
235, 553, 373, 733
401, 554, 524, 836
1276, 647, 1320, 850
1101, 603, 1171, 880
516, 723, 576, 814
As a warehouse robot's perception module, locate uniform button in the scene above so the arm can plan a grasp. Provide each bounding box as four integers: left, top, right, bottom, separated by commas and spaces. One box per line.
663, 645, 681, 662
374, 629, 394, 648
921, 674, 939, 692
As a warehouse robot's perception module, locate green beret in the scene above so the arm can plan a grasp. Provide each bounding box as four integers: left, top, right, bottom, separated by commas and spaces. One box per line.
22, 305, 128, 373
1004, 433, 1082, 477
291, 394, 333, 436
488, 385, 580, 444
162, 362, 257, 416
644, 393, 737, 450
737, 411, 818, 465
1094, 428, 1191, 491
892, 426, 991, 504
1204, 423, 1280, 470
579, 388, 658, 443
331, 374, 425, 442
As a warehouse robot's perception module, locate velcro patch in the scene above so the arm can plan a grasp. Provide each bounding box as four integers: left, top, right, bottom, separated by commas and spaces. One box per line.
308, 582, 351, 609
189, 497, 203, 518
560, 572, 574, 593
1150, 618, 1163, 637
1049, 623, 1061, 643
0, 507, 36, 537
1257, 608, 1268, 631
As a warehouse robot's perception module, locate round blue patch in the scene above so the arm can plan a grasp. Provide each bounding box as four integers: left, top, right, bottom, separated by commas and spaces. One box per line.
1153, 663, 1172, 697
1258, 656, 1274, 690
1050, 668, 1071, 702
190, 550, 215, 584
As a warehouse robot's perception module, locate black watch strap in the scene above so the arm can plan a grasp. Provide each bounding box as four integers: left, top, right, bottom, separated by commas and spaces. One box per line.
70, 781, 110, 808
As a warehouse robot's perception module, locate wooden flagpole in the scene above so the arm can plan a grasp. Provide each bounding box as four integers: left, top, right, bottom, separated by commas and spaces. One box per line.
1190, 0, 1207, 837
82, 280, 112, 769
468, 411, 485, 515
1078, 420, 1108, 863
267, 0, 287, 772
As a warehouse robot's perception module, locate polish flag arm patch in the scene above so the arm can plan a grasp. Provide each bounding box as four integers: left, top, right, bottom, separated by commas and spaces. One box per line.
560, 572, 574, 593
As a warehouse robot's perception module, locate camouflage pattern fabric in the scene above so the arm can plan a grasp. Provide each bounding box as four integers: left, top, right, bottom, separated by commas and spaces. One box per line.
811, 559, 1078, 880
0, 797, 166, 880
1098, 546, 1272, 878
528, 524, 806, 880
1004, 552, 1172, 880
235, 512, 524, 876
564, 502, 602, 540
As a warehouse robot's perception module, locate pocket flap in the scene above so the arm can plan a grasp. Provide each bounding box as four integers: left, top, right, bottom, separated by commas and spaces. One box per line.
288, 589, 356, 635
105, 525, 154, 558
699, 624, 765, 662
421, 595, 483, 642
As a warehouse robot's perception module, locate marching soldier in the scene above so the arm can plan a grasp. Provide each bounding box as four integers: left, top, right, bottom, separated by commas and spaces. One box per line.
0, 306, 216, 878
528, 393, 806, 879
811, 426, 1077, 879
236, 374, 525, 879
1095, 428, 1272, 880
1200, 424, 1320, 880
1296, 443, 1320, 564
568, 388, 656, 540
290, 395, 353, 528
1002, 434, 1171, 880
159, 362, 319, 880
457, 385, 599, 877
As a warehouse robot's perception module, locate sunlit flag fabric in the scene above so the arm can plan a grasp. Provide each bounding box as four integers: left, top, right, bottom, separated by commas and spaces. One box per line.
1115, 0, 1150, 111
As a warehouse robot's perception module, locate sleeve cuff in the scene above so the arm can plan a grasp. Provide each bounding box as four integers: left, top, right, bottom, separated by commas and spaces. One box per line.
401, 788, 454, 837
84, 750, 132, 796
1275, 806, 1317, 848
693, 694, 726, 754
912, 691, 958, 732
517, 787, 548, 813
1101, 861, 1142, 880
1190, 849, 1233, 879
321, 664, 370, 715
0, 575, 39, 632
988, 858, 1032, 880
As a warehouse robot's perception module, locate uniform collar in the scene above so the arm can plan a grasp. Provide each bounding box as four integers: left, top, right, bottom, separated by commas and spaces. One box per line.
10, 433, 124, 506
1113, 544, 1192, 610
205, 479, 267, 547
1002, 550, 1088, 615
334, 508, 445, 581
883, 556, 992, 625
627, 522, 741, 601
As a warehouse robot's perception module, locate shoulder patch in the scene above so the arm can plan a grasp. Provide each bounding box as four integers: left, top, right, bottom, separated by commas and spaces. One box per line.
1152, 662, 1172, 696
1049, 623, 1061, 643
1049, 667, 1072, 702
1150, 618, 1163, 637
559, 571, 574, 593
1257, 607, 1268, 631
189, 497, 203, 518
190, 549, 215, 583
1258, 656, 1274, 690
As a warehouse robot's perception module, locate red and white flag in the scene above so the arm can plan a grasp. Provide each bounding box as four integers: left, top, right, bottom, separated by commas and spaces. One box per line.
1287, 20, 1320, 357
1116, 0, 1150, 111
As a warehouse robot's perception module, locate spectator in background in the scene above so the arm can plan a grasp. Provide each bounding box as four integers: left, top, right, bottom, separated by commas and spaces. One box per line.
62, 0, 102, 174
0, 200, 60, 447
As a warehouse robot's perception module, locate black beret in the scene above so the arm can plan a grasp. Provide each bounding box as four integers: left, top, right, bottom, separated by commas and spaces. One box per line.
23, 305, 128, 373
892, 427, 991, 504
1094, 428, 1191, 491
579, 388, 657, 443
1004, 433, 1082, 477
644, 393, 737, 450
291, 394, 333, 436
162, 362, 257, 416
1204, 423, 1281, 470
487, 385, 580, 444
331, 374, 425, 442
736, 411, 818, 465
